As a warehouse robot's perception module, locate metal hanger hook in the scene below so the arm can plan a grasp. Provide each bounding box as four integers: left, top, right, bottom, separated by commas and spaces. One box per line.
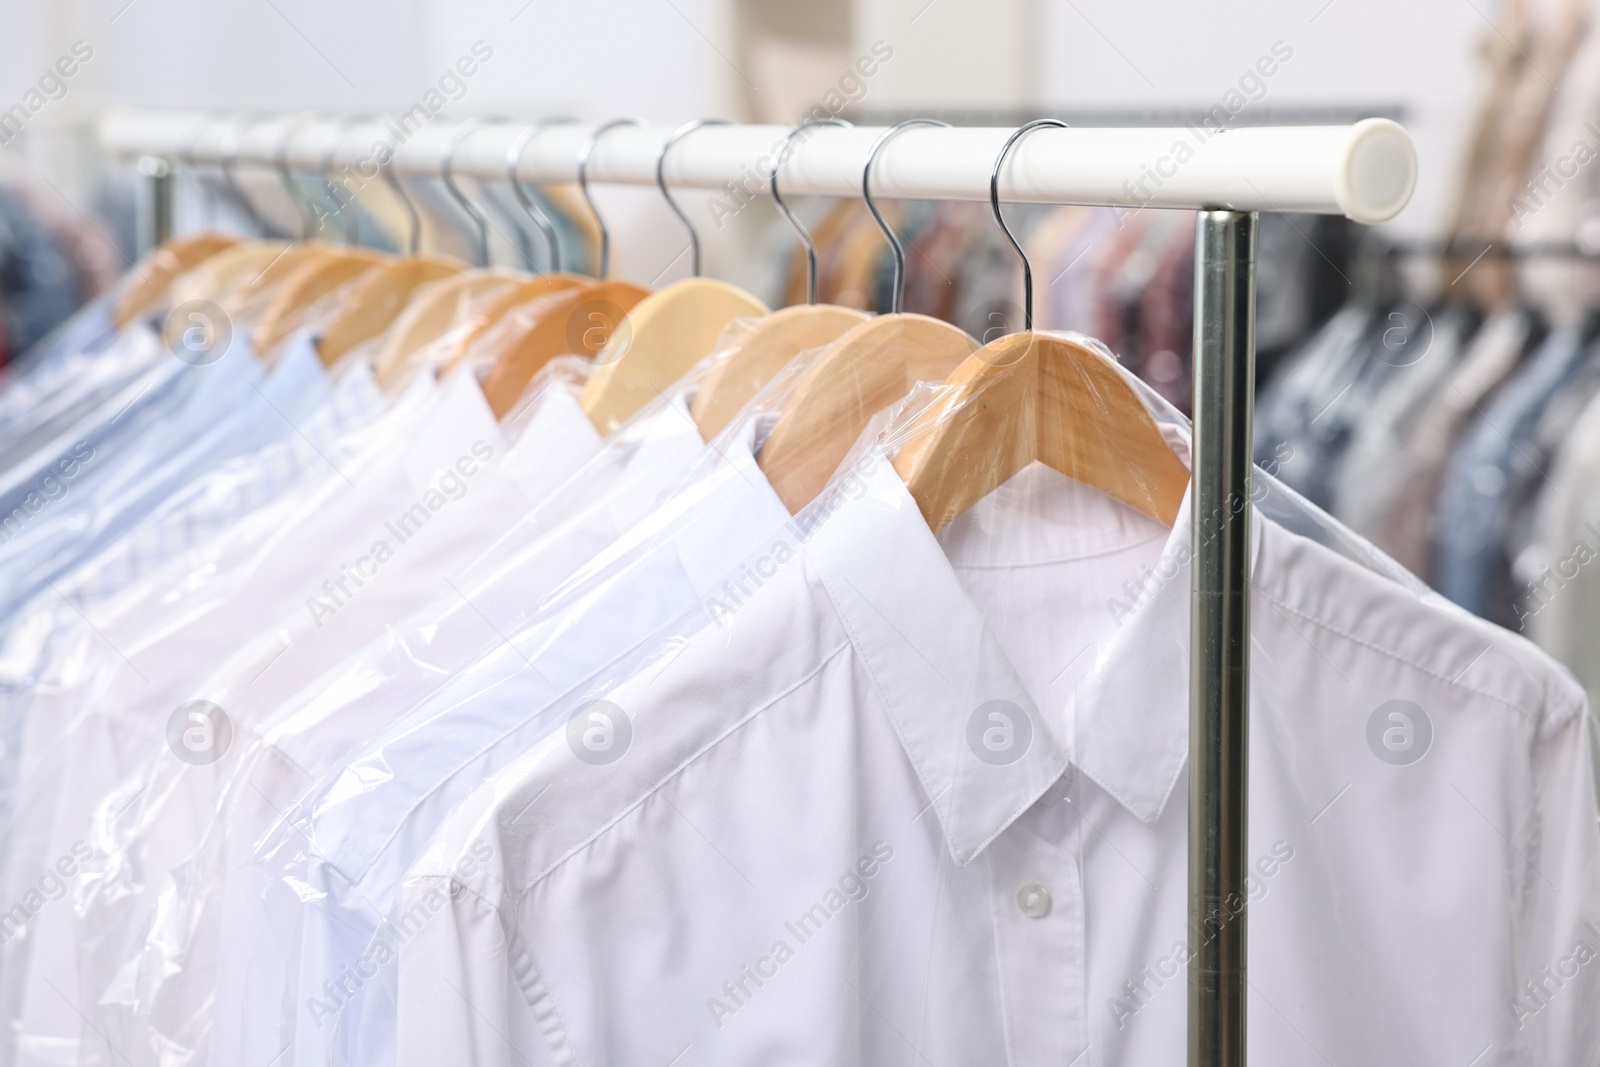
275, 111, 327, 240
862, 118, 950, 315
318, 114, 367, 245
990, 119, 1068, 332
331, 111, 403, 251
219, 113, 275, 237
507, 117, 580, 274
440, 115, 501, 267
771, 117, 852, 305
657, 118, 730, 278
577, 118, 644, 279
369, 117, 421, 255
180, 113, 224, 229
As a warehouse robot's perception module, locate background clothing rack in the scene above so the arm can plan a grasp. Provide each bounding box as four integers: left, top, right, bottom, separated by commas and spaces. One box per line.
96, 110, 1419, 1067
1388, 237, 1600, 260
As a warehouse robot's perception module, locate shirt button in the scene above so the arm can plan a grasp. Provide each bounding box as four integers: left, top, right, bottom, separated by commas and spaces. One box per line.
1017, 882, 1052, 918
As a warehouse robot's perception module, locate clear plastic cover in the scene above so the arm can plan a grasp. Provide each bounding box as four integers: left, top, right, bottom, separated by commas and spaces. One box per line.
69, 359, 602, 1062
0, 295, 429, 1013
69, 318, 811, 1065
0, 340, 435, 1066
375, 331, 1596, 1065
10, 297, 1597, 1066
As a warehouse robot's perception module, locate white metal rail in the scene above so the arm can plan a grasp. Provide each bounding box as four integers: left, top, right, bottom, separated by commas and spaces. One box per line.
98, 110, 1415, 224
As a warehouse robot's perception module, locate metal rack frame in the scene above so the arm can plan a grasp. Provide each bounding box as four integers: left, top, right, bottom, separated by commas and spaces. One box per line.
98, 111, 1418, 1067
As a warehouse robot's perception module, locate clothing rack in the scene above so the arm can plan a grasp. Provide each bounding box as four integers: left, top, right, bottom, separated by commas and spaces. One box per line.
1388, 237, 1600, 260
96, 109, 1418, 1067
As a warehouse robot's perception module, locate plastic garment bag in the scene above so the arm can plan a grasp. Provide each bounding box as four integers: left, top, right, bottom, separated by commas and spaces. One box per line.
380, 332, 1597, 1066
76, 317, 791, 1065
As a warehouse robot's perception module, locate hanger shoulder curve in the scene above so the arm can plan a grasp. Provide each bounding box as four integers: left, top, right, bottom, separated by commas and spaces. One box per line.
578, 277, 770, 434
478, 279, 651, 419
893, 332, 1189, 532
216, 241, 349, 321
372, 270, 523, 386
112, 233, 240, 327
436, 272, 591, 376
251, 250, 389, 355
165, 241, 287, 311
689, 303, 868, 439
758, 313, 977, 513
316, 256, 465, 367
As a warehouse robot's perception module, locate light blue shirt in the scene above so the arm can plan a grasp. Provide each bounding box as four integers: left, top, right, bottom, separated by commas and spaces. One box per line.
0, 332, 330, 615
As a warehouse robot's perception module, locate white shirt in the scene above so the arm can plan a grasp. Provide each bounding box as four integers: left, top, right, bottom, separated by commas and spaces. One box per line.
8, 367, 511, 1067
396, 446, 1600, 1067
0, 334, 386, 1067
240, 409, 789, 1067
99, 352, 773, 1067
74, 372, 604, 1065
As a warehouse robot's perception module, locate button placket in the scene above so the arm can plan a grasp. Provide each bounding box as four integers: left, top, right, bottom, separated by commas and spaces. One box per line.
986, 775, 1088, 1066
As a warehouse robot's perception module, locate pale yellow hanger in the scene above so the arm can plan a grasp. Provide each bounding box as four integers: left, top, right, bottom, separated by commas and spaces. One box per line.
316, 255, 466, 366
759, 314, 976, 512
690, 118, 869, 438
372, 270, 525, 386
252, 248, 390, 354
690, 304, 867, 438
437, 272, 591, 373
757, 120, 976, 513
166, 241, 288, 309
477, 279, 652, 419
575, 119, 770, 433
892, 121, 1189, 532
112, 233, 239, 327
217, 241, 355, 324
578, 279, 768, 433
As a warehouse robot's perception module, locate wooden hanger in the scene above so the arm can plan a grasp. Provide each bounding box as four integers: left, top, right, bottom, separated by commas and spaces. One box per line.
372, 270, 525, 386
439, 273, 590, 368
316, 255, 466, 366
422, 119, 600, 381
252, 249, 389, 354
690, 118, 872, 438
690, 304, 867, 437
891, 121, 1189, 532
456, 122, 654, 416
757, 120, 976, 512
165, 241, 288, 309
476, 279, 651, 418
300, 122, 468, 365
217, 241, 351, 318
576, 119, 772, 433
578, 278, 768, 433
112, 233, 239, 326
758, 313, 976, 511
894, 333, 1188, 530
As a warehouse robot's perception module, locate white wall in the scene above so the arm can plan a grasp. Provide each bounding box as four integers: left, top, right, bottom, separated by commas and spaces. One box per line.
1029, 0, 1487, 236
848, 0, 1493, 236
0, 0, 1545, 265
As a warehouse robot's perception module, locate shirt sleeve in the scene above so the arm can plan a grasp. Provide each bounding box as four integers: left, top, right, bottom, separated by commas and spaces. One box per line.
1512, 693, 1600, 1064
397, 875, 559, 1067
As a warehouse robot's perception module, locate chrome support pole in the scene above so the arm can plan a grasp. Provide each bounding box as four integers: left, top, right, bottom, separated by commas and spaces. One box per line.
136, 155, 174, 252
1189, 209, 1256, 1067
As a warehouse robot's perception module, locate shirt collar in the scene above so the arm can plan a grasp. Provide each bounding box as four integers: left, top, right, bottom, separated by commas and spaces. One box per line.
805, 452, 1068, 867
804, 435, 1261, 865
